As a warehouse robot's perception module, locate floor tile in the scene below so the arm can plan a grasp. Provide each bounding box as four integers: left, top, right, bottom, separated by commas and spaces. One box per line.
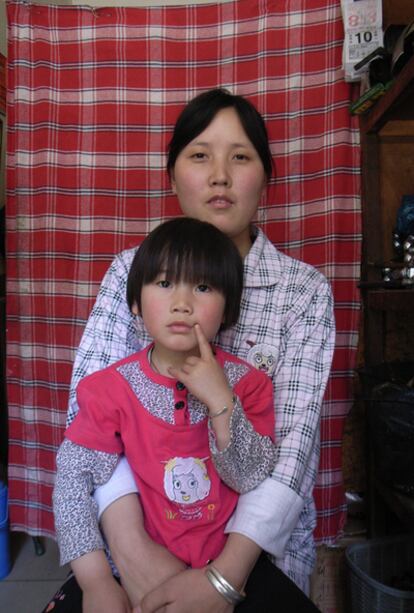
0, 578, 65, 612
4, 531, 68, 581
0, 532, 69, 612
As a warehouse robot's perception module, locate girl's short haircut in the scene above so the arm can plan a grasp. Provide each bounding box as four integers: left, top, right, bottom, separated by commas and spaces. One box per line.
167, 88, 274, 181
127, 218, 243, 330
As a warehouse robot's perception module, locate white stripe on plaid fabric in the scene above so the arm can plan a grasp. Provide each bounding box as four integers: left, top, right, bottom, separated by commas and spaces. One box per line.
6, 0, 360, 561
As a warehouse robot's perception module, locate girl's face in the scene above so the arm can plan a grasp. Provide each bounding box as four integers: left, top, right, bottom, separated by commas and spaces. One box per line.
170, 107, 267, 258
138, 276, 226, 360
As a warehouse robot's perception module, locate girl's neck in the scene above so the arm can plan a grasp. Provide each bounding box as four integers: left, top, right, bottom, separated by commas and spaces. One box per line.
150, 345, 199, 378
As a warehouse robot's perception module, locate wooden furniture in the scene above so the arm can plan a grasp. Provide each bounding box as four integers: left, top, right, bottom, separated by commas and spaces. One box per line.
359, 54, 414, 535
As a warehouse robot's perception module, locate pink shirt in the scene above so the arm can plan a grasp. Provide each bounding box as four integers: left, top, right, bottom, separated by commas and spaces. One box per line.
66, 345, 274, 567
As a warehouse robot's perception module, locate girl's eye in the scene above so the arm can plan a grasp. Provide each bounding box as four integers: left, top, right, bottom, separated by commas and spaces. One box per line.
196, 284, 211, 293
157, 279, 171, 288
234, 153, 249, 161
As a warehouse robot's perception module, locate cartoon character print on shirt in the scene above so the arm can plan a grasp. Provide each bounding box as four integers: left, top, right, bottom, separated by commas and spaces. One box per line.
164, 456, 211, 521
245, 340, 277, 376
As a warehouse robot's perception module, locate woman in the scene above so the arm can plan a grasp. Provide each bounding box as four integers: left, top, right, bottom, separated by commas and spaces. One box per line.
46, 88, 333, 613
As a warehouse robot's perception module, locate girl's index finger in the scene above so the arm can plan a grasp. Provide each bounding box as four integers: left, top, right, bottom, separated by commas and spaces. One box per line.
194, 323, 213, 358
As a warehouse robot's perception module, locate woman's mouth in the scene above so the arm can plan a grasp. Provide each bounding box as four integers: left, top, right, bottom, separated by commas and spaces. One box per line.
207, 195, 233, 209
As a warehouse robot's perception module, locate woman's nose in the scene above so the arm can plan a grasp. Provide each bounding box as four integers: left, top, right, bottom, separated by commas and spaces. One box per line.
209, 159, 231, 187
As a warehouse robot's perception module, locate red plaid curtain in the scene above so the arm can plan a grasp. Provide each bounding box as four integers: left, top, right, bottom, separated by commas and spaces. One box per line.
6, 0, 361, 542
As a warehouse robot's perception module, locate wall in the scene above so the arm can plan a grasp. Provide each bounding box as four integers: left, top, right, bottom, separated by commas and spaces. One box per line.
0, 0, 231, 214
0, 0, 411, 205
0, 0, 234, 57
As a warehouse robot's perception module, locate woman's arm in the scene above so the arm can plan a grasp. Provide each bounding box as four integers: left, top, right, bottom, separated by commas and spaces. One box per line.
71, 551, 132, 613
138, 533, 261, 613
67, 248, 146, 427
226, 274, 335, 568
101, 493, 187, 607
102, 497, 255, 613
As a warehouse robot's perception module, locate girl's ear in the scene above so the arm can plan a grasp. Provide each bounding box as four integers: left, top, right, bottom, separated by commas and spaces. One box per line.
131, 302, 140, 316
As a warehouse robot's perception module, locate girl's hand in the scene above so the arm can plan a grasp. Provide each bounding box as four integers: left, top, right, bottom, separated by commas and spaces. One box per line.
168, 324, 233, 412
134, 567, 234, 613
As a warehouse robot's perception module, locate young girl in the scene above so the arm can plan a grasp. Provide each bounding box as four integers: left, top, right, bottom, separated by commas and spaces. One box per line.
53, 218, 276, 600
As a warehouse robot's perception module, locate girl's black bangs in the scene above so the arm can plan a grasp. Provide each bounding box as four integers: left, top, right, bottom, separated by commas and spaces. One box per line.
154, 242, 225, 291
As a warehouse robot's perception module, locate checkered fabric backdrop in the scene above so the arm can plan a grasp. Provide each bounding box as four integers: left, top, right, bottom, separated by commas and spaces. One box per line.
5, 0, 361, 542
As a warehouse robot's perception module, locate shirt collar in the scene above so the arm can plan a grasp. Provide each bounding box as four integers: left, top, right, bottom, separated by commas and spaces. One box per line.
243, 225, 282, 288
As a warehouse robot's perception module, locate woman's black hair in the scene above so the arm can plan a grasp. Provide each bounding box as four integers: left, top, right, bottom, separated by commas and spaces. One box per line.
167, 88, 274, 181
127, 218, 243, 330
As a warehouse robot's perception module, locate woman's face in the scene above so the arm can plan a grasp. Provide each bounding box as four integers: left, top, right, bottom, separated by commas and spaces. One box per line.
170, 107, 267, 257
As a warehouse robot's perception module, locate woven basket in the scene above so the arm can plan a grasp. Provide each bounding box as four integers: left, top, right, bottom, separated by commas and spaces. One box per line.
346, 536, 414, 613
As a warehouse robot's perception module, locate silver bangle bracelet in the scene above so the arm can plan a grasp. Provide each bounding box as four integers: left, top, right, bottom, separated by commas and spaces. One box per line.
209, 405, 229, 419
209, 395, 235, 419
205, 565, 246, 605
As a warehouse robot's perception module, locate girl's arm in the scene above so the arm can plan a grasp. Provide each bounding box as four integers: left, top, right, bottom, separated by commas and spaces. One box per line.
208, 392, 276, 494
169, 324, 276, 493
53, 439, 118, 564
53, 440, 132, 612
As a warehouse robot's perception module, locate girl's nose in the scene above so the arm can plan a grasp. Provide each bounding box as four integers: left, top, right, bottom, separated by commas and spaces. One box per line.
171, 287, 192, 313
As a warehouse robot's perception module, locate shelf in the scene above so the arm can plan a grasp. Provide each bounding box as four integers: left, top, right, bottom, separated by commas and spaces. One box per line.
364, 288, 414, 310
360, 54, 414, 134
359, 16, 414, 539
375, 479, 414, 532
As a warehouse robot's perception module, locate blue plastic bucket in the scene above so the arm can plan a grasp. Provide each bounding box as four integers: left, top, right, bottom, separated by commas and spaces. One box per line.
0, 482, 11, 579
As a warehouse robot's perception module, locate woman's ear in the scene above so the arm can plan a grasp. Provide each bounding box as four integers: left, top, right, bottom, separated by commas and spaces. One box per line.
170, 169, 177, 194
131, 302, 140, 316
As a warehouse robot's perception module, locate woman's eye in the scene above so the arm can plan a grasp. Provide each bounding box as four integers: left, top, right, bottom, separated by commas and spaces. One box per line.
196, 284, 211, 293
234, 153, 249, 161
191, 152, 207, 160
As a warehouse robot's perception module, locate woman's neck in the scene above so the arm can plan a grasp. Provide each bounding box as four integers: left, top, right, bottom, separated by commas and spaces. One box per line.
232, 225, 254, 258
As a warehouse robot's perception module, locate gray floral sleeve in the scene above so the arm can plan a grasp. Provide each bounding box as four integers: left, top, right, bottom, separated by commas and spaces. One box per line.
208, 396, 276, 494
53, 439, 119, 566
